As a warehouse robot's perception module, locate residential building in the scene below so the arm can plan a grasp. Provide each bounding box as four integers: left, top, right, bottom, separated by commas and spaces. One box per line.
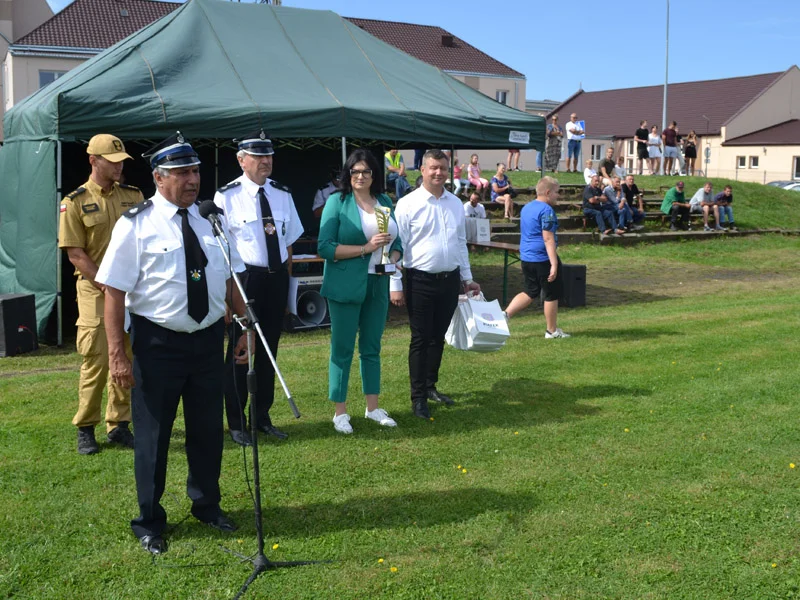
547, 67, 800, 183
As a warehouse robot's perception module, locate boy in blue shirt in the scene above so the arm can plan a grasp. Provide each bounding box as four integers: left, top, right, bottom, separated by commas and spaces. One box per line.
504, 176, 571, 338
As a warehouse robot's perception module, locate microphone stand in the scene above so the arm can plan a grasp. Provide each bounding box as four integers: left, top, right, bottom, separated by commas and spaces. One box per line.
204, 207, 324, 599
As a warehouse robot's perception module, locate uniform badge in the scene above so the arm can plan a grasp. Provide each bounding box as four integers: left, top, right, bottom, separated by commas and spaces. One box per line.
264, 222, 276, 235
259, 130, 266, 140
177, 132, 185, 143
190, 269, 202, 282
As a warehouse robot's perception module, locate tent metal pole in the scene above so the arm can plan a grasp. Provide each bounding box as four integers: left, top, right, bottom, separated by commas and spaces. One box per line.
56, 140, 63, 346
340, 137, 346, 164
214, 142, 219, 189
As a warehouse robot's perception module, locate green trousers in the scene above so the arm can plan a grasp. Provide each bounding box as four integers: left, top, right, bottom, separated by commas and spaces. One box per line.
327, 274, 389, 403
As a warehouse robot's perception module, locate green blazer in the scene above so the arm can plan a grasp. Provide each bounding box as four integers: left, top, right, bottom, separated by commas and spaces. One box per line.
318, 192, 403, 304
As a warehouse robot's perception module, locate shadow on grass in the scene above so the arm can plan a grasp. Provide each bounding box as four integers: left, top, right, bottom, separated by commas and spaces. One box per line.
585, 284, 672, 308
175, 487, 536, 542
577, 327, 680, 340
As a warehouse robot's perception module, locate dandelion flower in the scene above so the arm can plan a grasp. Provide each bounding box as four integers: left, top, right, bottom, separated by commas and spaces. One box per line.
790, 463, 796, 469
462, 468, 467, 473
624, 428, 630, 433
272, 543, 279, 550
671, 361, 676, 365
457, 465, 462, 469
514, 431, 519, 435
429, 417, 434, 422
390, 567, 398, 572
378, 558, 384, 564
772, 563, 777, 568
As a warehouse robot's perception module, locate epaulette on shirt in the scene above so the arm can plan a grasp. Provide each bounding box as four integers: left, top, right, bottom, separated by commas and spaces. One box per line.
64, 187, 86, 201
217, 181, 241, 194
118, 183, 140, 192
270, 180, 291, 194
123, 199, 153, 218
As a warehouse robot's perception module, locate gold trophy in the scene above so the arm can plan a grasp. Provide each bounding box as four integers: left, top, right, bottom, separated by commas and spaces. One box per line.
374, 206, 396, 274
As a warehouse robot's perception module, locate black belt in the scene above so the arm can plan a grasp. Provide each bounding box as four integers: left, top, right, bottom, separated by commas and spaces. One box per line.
245, 262, 287, 274
407, 267, 459, 280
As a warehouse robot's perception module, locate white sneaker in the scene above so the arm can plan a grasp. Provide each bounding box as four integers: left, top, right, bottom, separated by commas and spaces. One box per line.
365, 408, 397, 427
545, 328, 571, 339
333, 413, 353, 434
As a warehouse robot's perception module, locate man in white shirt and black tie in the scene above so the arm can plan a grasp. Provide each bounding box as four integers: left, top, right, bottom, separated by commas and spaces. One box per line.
214, 130, 304, 446
97, 132, 250, 555
393, 149, 481, 419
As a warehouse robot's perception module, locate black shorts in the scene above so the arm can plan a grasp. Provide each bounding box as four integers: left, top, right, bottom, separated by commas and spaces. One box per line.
684, 146, 697, 159
522, 258, 563, 302
637, 145, 648, 160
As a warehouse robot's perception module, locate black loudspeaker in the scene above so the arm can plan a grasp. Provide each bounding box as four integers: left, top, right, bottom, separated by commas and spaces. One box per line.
560, 264, 586, 308
284, 275, 331, 333
0, 293, 39, 357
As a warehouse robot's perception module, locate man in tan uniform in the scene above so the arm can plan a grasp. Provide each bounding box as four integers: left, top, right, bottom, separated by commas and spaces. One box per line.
59, 134, 143, 454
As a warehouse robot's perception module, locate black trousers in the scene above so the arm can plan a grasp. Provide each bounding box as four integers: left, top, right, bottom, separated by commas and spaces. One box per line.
405, 268, 460, 402
670, 205, 690, 227
224, 267, 289, 431
129, 315, 225, 539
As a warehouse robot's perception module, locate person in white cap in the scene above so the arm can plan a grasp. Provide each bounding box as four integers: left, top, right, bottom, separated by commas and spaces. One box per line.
58, 134, 143, 455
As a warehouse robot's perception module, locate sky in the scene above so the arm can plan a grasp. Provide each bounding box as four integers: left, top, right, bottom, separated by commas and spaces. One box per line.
44, 0, 800, 102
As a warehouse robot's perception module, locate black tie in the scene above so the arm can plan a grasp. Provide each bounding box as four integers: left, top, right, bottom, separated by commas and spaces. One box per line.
177, 208, 209, 323
257, 187, 282, 270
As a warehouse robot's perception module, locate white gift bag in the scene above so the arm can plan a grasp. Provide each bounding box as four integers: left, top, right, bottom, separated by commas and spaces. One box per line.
464, 218, 491, 243
446, 293, 509, 352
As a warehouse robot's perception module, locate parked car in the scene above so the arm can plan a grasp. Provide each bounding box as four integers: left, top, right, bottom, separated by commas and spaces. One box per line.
766, 180, 800, 189
783, 182, 800, 192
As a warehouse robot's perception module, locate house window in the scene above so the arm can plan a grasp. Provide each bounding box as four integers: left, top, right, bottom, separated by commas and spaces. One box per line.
749, 156, 759, 169
736, 156, 746, 169
590, 144, 603, 161
39, 71, 67, 88
627, 140, 634, 155
627, 159, 633, 171
495, 90, 508, 105
793, 157, 800, 180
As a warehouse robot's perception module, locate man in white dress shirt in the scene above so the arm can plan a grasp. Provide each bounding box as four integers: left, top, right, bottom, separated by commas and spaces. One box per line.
214, 130, 304, 445
393, 150, 481, 418
97, 132, 250, 555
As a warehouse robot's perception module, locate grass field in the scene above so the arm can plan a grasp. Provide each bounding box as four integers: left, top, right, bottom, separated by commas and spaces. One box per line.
2, 235, 800, 599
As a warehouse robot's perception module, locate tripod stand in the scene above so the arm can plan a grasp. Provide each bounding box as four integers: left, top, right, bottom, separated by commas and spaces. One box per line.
199, 201, 324, 598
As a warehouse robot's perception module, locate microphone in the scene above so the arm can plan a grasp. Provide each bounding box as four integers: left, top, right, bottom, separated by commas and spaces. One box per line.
198, 200, 227, 241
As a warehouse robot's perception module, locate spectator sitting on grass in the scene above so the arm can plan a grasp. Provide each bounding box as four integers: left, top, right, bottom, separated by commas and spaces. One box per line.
689, 182, 723, 231
613, 156, 627, 179
622, 174, 647, 221
490, 162, 515, 221
464, 192, 486, 218
583, 174, 622, 236
384, 148, 412, 199
597, 147, 617, 187
604, 176, 644, 231
661, 180, 690, 231
583, 159, 596, 185
714, 185, 736, 230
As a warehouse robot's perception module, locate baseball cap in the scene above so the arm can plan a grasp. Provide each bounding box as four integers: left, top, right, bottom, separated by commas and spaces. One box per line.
86, 134, 132, 162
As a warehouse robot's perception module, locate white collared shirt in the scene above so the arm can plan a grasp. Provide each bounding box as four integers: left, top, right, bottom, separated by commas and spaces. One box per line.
312, 181, 338, 212
96, 191, 245, 333
394, 184, 473, 284
214, 174, 304, 268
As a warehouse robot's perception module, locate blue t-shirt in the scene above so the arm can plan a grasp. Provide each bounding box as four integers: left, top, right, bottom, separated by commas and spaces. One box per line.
520, 200, 558, 263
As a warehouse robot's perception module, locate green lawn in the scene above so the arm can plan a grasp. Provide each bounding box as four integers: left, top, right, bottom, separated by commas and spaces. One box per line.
2, 235, 800, 599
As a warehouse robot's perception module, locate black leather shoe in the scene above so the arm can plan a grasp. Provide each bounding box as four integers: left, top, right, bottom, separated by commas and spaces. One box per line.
202, 513, 238, 533
139, 534, 168, 555
257, 424, 288, 440
428, 389, 455, 406
412, 399, 431, 419
229, 429, 253, 447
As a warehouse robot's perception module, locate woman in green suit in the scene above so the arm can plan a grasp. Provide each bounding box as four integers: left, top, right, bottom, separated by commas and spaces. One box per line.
318, 149, 403, 434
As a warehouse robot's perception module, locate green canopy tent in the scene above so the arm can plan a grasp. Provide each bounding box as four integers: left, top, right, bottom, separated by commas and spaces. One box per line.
0, 0, 544, 338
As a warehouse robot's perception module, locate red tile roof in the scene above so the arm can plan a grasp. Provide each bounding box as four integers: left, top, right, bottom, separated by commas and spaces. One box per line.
346, 17, 523, 78
723, 119, 800, 146
547, 72, 785, 138
14, 1, 523, 79
16, 0, 181, 48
